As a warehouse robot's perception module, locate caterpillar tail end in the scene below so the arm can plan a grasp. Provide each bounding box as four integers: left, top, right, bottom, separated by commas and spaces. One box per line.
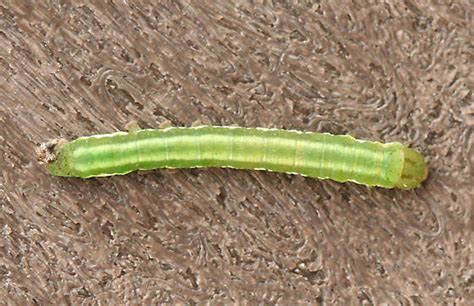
394, 147, 428, 190
36, 139, 72, 177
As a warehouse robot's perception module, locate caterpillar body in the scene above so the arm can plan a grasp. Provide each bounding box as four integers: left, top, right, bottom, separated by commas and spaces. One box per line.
39, 125, 428, 189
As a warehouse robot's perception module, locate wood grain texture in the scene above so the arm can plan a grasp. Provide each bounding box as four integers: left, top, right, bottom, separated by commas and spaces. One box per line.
0, 1, 472, 304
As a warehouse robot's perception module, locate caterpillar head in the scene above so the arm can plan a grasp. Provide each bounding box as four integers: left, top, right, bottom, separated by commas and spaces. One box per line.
394, 147, 428, 190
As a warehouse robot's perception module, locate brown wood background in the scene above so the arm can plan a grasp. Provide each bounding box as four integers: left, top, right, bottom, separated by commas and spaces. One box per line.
0, 1, 472, 304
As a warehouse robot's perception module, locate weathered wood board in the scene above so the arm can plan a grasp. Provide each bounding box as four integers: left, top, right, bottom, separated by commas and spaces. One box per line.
0, 1, 472, 304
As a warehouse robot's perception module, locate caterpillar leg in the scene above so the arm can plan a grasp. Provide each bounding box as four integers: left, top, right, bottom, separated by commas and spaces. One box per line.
125, 120, 142, 133
137, 169, 154, 176
191, 119, 203, 127
159, 120, 173, 129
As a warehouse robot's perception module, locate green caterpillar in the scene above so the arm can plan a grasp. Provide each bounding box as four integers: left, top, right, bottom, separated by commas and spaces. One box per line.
38, 125, 428, 189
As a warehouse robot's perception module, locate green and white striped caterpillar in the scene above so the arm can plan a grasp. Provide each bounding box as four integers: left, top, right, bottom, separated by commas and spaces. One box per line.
38, 125, 428, 189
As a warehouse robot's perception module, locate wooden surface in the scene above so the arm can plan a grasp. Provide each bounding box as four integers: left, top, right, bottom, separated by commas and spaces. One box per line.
0, 1, 472, 304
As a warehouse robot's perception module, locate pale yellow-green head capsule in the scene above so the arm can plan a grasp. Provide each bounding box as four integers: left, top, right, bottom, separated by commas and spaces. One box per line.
393, 146, 429, 190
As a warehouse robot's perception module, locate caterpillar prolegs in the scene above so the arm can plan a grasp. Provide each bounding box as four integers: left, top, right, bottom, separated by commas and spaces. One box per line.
38, 125, 428, 189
